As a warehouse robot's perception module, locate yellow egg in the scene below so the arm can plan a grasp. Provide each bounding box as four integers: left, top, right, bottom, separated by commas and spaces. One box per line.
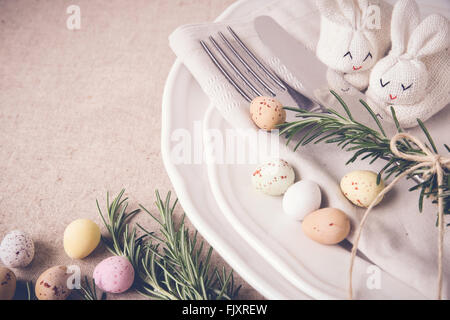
250, 96, 286, 131
340, 170, 385, 208
0, 267, 16, 300
35, 266, 72, 300
64, 219, 101, 259
302, 208, 350, 245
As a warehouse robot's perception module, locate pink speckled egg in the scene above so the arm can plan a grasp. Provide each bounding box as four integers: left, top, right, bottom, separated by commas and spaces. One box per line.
93, 256, 134, 293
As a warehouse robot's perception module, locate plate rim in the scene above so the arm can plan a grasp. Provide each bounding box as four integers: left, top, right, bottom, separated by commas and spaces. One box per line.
161, 0, 446, 300
161, 0, 313, 300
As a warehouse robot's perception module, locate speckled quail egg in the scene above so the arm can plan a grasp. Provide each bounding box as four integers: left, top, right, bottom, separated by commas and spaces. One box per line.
0, 230, 34, 268
250, 96, 286, 131
252, 159, 295, 196
340, 170, 385, 208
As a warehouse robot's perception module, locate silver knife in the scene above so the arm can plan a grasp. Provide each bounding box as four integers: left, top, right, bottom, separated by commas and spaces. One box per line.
255, 15, 425, 184
255, 15, 382, 121
254, 15, 329, 100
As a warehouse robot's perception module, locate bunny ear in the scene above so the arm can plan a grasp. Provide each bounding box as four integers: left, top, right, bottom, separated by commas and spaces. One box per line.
316, 0, 357, 28
390, 0, 420, 55
407, 14, 449, 58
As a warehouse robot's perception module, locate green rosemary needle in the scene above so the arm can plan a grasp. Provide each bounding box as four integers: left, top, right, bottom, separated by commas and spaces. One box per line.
26, 281, 36, 300
97, 189, 241, 300
77, 276, 106, 300
279, 90, 449, 215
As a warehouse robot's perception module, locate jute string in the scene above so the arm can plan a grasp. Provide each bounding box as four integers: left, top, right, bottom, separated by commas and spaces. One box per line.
348, 133, 450, 300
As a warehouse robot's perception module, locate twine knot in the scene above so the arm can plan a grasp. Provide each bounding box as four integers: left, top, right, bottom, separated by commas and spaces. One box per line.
434, 155, 442, 165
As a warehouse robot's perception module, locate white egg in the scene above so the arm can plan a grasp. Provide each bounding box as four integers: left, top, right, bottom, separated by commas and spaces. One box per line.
252, 159, 295, 196
0, 230, 35, 268
282, 180, 322, 220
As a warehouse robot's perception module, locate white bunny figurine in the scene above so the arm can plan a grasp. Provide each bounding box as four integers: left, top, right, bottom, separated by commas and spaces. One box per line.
316, 0, 392, 95
366, 0, 449, 128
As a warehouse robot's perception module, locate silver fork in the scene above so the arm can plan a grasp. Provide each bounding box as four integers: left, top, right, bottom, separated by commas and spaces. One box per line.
199, 26, 324, 112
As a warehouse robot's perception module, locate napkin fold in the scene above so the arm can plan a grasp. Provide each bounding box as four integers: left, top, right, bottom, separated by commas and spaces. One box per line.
169, 0, 450, 299
169, 0, 320, 129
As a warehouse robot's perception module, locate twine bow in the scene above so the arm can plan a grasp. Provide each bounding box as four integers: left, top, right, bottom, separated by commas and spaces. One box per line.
349, 133, 450, 300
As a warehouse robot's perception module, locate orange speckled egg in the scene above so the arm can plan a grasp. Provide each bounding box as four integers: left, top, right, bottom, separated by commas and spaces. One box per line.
250, 96, 286, 131
35, 266, 73, 300
302, 208, 350, 245
0, 267, 16, 300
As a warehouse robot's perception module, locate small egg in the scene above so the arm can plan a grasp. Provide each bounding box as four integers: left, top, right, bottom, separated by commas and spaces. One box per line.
302, 208, 350, 245
282, 180, 322, 220
35, 266, 73, 300
0, 230, 35, 268
252, 159, 295, 196
93, 256, 134, 293
64, 219, 101, 259
340, 170, 385, 208
0, 267, 16, 300
250, 96, 286, 131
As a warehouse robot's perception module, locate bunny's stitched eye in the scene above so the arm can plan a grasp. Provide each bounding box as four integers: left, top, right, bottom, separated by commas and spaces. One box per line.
363, 52, 373, 62
343, 51, 353, 59
380, 78, 390, 87
401, 83, 413, 91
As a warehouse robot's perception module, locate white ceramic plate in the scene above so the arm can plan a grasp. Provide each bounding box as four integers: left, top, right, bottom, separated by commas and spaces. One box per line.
162, 0, 449, 299
204, 104, 429, 300
162, 1, 311, 299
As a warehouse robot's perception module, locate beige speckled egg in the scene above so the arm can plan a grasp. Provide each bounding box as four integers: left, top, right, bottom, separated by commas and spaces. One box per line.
250, 96, 286, 131
0, 267, 16, 300
35, 266, 73, 300
302, 208, 350, 245
64, 219, 101, 259
252, 159, 295, 196
340, 170, 385, 208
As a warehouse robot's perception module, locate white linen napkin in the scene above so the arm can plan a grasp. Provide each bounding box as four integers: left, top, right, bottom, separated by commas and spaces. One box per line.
169, 0, 450, 299
169, 0, 320, 130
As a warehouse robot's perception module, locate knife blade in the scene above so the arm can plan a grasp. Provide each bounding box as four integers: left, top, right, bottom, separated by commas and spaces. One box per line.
254, 16, 425, 185
254, 15, 328, 100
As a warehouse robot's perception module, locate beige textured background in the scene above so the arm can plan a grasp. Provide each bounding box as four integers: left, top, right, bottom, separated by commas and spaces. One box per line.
0, 0, 262, 300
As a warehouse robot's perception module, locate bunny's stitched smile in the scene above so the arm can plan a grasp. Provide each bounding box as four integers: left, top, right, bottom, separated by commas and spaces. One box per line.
389, 94, 397, 100
344, 52, 371, 71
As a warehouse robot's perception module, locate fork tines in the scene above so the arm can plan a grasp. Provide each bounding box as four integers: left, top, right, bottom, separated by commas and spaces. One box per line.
200, 26, 286, 103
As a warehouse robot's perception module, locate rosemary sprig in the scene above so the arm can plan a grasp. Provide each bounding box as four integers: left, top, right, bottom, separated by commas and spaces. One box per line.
279, 90, 449, 215
26, 281, 36, 300
97, 189, 241, 300
97, 189, 142, 262
77, 276, 106, 300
